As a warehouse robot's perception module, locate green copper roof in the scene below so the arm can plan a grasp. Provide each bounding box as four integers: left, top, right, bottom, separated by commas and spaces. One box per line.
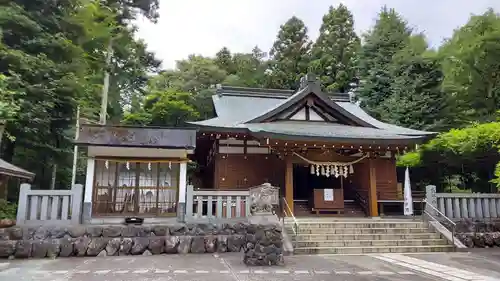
189, 81, 435, 143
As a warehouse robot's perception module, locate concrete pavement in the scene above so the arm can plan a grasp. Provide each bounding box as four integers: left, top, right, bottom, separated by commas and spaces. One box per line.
1, 252, 500, 281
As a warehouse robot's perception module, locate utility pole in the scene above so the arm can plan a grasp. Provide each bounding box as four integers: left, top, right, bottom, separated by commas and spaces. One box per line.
99, 39, 113, 125
71, 106, 80, 186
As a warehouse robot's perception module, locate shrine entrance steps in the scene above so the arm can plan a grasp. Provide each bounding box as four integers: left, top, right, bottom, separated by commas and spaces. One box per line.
284, 217, 454, 254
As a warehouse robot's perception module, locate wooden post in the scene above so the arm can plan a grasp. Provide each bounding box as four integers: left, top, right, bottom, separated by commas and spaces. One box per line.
368, 158, 378, 217
285, 156, 294, 215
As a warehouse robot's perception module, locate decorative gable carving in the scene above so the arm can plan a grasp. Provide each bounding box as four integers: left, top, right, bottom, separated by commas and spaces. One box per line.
276, 96, 340, 123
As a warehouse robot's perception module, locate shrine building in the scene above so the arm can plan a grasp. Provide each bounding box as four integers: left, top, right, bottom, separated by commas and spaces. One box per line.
189, 74, 435, 217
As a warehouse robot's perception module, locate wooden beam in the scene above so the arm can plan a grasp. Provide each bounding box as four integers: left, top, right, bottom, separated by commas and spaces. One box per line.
368, 158, 378, 217
285, 156, 294, 216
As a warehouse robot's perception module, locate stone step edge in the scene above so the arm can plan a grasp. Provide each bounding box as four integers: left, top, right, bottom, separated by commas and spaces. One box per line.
292, 231, 440, 237
289, 228, 430, 231
293, 245, 454, 250
292, 239, 447, 243
284, 221, 424, 224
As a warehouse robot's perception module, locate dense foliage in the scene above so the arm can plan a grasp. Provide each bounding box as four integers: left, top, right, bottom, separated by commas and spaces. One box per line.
1, 3, 499, 194
398, 122, 500, 192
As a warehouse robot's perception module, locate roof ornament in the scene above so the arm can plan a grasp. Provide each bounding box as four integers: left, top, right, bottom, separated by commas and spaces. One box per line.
299, 73, 320, 91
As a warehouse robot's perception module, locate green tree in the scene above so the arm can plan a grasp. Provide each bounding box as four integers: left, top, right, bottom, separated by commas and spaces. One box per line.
439, 9, 500, 125
357, 6, 412, 117
215, 47, 236, 75
398, 122, 500, 192
310, 4, 360, 92
380, 35, 451, 131
122, 90, 200, 127
266, 16, 311, 90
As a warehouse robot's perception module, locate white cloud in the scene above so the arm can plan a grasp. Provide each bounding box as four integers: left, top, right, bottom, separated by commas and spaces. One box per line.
135, 0, 500, 69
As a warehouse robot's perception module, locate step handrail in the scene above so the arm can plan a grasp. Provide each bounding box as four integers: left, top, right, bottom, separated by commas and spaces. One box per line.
422, 199, 456, 250
281, 197, 298, 236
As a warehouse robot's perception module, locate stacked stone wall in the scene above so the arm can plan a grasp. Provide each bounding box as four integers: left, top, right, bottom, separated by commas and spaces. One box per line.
0, 222, 284, 265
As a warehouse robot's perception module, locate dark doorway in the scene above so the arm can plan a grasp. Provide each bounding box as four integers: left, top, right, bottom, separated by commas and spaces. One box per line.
293, 164, 342, 200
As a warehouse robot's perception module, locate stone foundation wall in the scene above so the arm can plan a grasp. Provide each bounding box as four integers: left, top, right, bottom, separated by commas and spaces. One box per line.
443, 219, 500, 248
0, 222, 283, 265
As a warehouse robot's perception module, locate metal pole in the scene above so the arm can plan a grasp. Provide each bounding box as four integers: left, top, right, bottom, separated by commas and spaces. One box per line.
99, 39, 113, 125
71, 106, 80, 186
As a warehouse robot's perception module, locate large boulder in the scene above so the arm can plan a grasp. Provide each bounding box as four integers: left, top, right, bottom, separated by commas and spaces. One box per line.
86, 226, 103, 237
190, 236, 205, 253
148, 237, 165, 255
8, 227, 23, 240
205, 236, 217, 253
86, 238, 109, 256
217, 235, 228, 252
47, 239, 61, 258
0, 241, 16, 257
102, 226, 123, 238
177, 236, 192, 254
15, 240, 33, 258
59, 238, 74, 257
130, 237, 148, 255
152, 225, 169, 236
74, 237, 91, 256
165, 236, 179, 254
32, 240, 49, 258
106, 238, 121, 256
119, 238, 133, 255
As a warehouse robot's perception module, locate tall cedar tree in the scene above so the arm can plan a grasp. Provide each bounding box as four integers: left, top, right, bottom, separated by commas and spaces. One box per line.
357, 6, 411, 117
267, 16, 311, 90
439, 9, 500, 125
310, 4, 360, 93
380, 35, 451, 131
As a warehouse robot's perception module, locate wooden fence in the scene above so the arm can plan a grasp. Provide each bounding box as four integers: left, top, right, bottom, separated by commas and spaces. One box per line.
426, 185, 500, 220
185, 185, 251, 219
16, 183, 83, 225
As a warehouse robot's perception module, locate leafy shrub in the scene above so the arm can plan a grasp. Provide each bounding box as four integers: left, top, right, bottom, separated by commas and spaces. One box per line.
0, 199, 17, 220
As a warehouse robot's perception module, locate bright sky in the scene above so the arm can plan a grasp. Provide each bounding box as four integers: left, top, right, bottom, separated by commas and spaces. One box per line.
135, 0, 500, 70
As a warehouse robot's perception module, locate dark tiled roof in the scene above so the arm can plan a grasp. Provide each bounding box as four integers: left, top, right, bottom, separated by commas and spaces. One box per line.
75, 124, 197, 149
189, 85, 435, 142
0, 159, 35, 180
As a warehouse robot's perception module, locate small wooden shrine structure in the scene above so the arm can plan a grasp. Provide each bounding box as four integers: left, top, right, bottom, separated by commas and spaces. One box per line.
75, 124, 196, 223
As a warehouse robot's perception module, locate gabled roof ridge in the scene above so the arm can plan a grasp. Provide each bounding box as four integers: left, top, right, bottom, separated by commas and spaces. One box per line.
216, 85, 350, 101
242, 81, 374, 128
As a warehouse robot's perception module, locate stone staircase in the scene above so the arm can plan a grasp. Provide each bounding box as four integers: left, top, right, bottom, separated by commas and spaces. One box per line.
284, 217, 454, 254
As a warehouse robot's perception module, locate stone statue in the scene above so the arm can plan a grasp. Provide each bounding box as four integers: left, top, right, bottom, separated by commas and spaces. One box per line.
249, 183, 279, 215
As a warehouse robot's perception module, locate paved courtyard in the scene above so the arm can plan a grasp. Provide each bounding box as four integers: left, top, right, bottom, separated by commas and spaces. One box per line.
1, 252, 500, 281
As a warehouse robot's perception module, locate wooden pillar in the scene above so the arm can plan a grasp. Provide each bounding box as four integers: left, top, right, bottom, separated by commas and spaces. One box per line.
285, 156, 294, 215
368, 158, 378, 217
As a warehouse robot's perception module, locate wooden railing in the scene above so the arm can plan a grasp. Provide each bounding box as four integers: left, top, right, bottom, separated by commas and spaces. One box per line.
353, 189, 369, 215
16, 183, 83, 225
185, 185, 251, 219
